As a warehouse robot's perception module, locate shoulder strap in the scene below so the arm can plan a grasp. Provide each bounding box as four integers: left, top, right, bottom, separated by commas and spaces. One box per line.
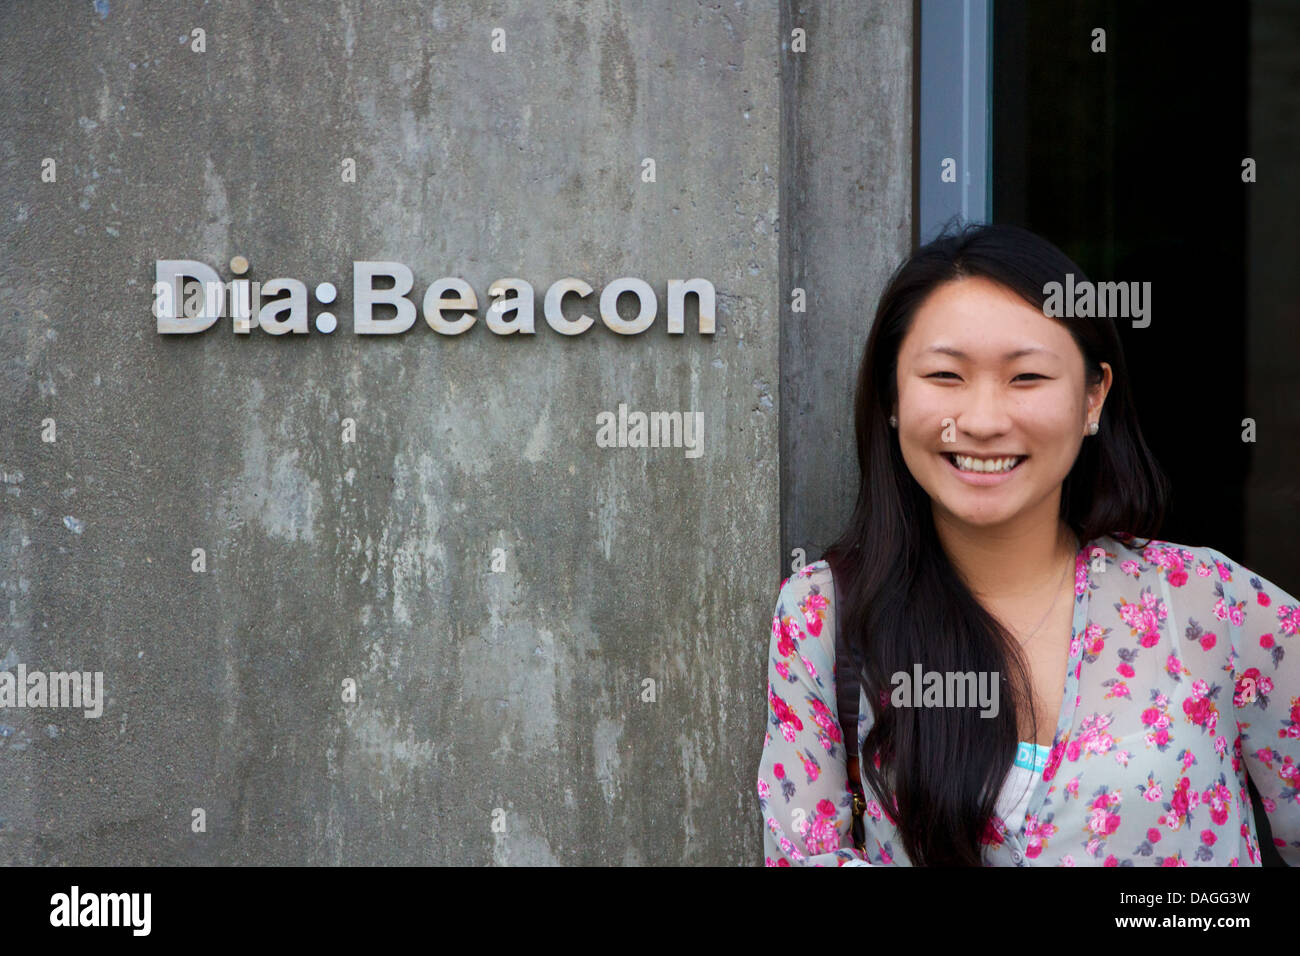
829, 562, 860, 758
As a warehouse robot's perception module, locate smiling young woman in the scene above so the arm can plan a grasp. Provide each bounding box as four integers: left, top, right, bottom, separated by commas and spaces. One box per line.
756, 222, 1300, 867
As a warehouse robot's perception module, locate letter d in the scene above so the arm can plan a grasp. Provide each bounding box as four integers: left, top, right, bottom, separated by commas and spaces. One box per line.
155, 260, 222, 333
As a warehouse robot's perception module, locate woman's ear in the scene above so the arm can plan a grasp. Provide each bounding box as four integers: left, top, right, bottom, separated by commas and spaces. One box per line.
1087, 362, 1114, 422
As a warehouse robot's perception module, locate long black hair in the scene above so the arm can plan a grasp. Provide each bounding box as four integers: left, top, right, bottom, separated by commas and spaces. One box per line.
823, 221, 1169, 865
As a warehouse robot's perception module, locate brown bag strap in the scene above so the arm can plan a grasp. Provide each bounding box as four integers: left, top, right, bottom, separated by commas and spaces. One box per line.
830, 562, 866, 850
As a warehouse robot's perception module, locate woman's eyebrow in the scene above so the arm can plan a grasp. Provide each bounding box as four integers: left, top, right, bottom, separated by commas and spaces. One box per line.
921, 345, 1060, 361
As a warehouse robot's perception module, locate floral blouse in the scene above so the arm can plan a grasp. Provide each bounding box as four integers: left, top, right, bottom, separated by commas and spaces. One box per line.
756, 534, 1300, 866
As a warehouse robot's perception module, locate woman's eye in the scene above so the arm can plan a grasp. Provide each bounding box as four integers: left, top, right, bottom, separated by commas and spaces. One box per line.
1013, 373, 1046, 382
925, 371, 959, 380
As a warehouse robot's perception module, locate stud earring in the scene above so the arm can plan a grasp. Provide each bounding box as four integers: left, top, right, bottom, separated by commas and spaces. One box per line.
888, 415, 898, 428
1088, 421, 1099, 435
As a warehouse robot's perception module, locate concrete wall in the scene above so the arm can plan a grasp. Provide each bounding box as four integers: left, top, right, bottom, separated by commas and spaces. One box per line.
780, 0, 913, 569
0, 0, 796, 865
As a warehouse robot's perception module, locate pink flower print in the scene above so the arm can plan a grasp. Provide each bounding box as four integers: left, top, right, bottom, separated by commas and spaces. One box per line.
776, 617, 800, 657
801, 591, 828, 637
1118, 661, 1135, 678
1075, 713, 1116, 759
772, 762, 785, 779
1169, 777, 1202, 823
1200, 829, 1217, 846
1023, 813, 1057, 858
1283, 703, 1300, 742
798, 748, 821, 783
1234, 667, 1265, 708
1278, 604, 1300, 637
1256, 587, 1271, 607
769, 686, 804, 742
1169, 569, 1188, 587
777, 834, 804, 862
807, 697, 843, 746
865, 799, 883, 822
980, 815, 1008, 848
775, 661, 791, 680
1203, 783, 1231, 826
1065, 777, 1080, 799
802, 798, 842, 854
1074, 551, 1091, 595
1199, 632, 1216, 652
1183, 693, 1218, 735
1147, 827, 1162, 843
1086, 793, 1121, 837
1216, 559, 1232, 582
1196, 563, 1213, 578
1163, 654, 1183, 678
1120, 560, 1140, 578
799, 654, 820, 683
1141, 543, 1173, 569
1114, 749, 1131, 767
805, 816, 838, 854
1043, 739, 1067, 782
1083, 621, 1108, 657
1228, 604, 1246, 627
1260, 633, 1275, 649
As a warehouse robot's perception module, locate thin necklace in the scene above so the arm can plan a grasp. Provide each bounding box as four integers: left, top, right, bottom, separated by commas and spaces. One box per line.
1014, 545, 1074, 646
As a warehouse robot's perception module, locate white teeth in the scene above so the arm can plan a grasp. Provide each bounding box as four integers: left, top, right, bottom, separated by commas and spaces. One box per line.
951, 454, 1021, 473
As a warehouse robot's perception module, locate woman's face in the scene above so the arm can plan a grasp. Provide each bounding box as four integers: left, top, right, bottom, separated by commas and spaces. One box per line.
892, 276, 1112, 534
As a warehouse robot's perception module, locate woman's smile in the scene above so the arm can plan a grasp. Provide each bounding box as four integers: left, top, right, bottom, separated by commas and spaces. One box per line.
942, 452, 1027, 485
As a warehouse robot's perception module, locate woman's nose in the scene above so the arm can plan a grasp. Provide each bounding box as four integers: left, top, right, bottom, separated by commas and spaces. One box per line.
955, 383, 1013, 436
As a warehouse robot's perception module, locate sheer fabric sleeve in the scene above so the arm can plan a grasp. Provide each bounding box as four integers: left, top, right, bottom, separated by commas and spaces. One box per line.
756, 567, 869, 866
1209, 549, 1300, 865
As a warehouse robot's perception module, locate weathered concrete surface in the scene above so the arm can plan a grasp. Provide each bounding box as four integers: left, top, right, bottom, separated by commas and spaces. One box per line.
0, 0, 779, 864
780, 0, 912, 571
